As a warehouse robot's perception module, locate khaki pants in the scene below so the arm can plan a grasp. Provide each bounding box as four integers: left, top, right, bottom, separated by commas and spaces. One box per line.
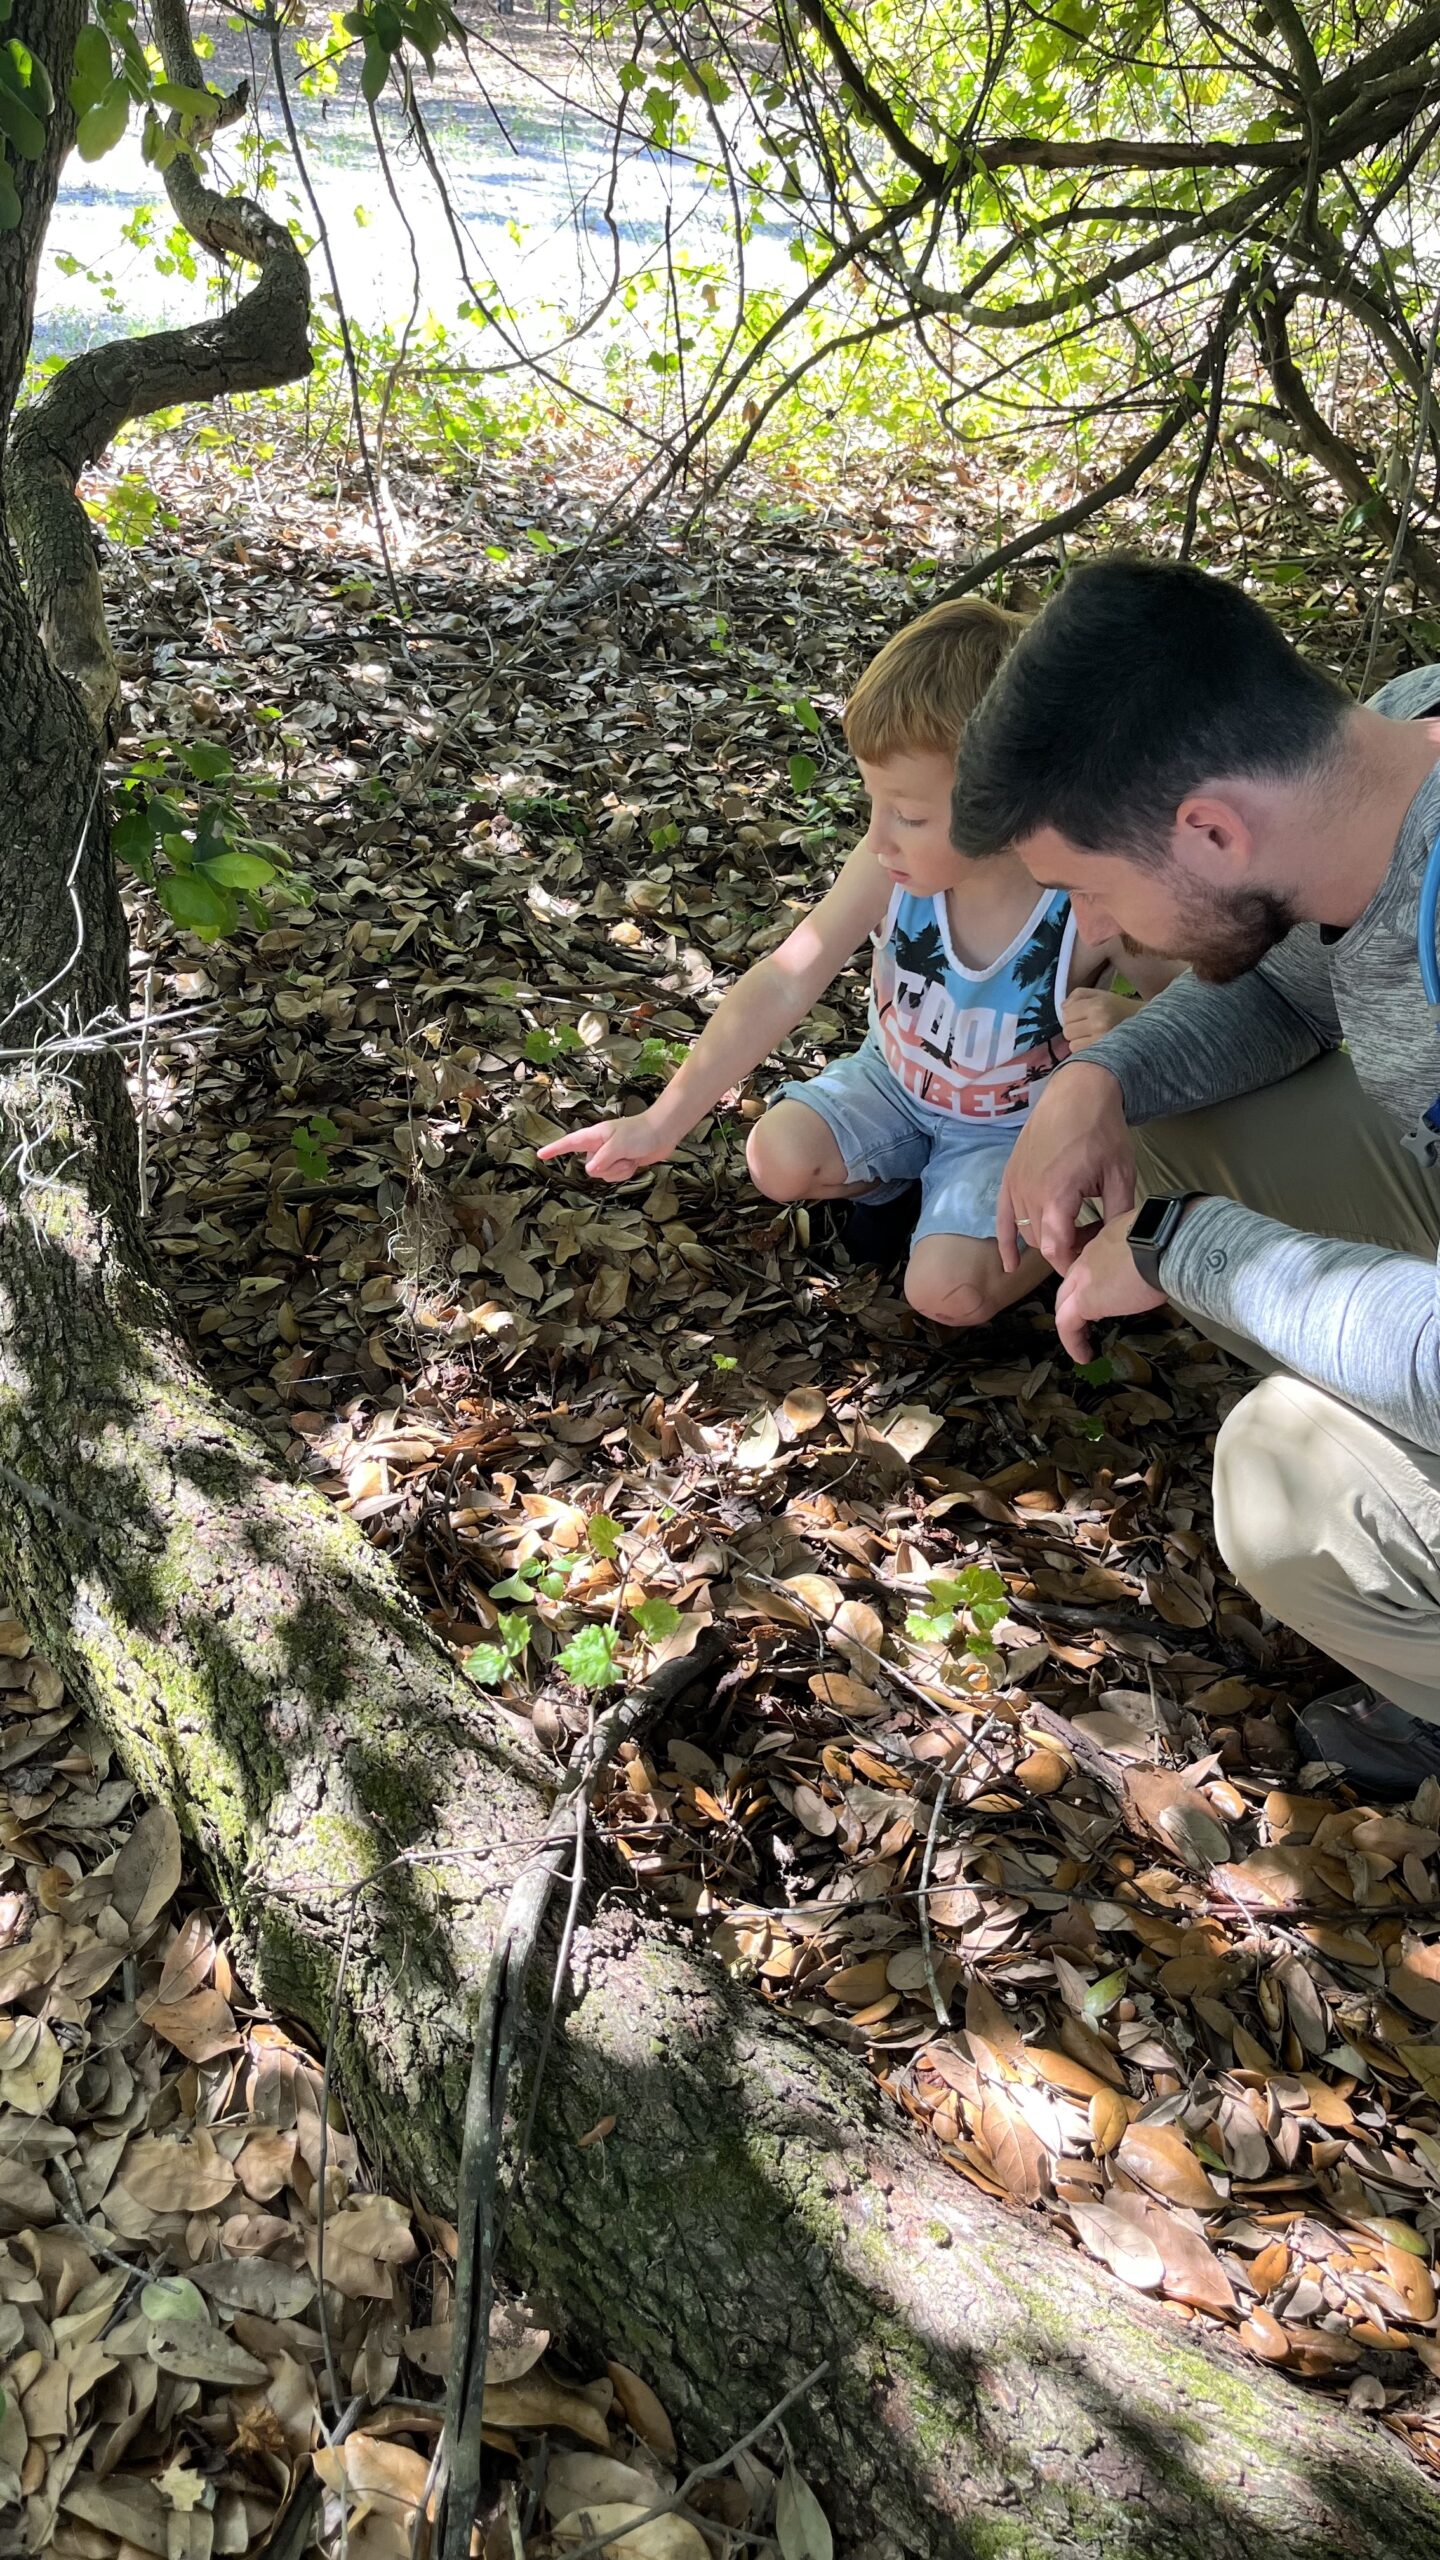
1135, 1054, 1440, 1723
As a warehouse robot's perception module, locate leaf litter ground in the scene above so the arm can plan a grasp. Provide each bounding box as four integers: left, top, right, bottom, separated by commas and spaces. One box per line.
17, 420, 1440, 2553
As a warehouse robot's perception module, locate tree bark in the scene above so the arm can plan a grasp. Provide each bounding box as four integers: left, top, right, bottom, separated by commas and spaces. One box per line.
1, 1218, 1439, 2556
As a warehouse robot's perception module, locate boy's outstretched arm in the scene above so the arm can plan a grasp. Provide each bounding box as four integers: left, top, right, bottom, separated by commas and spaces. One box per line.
538, 842, 890, 1181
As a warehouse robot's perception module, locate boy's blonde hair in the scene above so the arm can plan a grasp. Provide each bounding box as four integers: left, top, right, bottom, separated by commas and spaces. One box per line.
843, 594, 1031, 765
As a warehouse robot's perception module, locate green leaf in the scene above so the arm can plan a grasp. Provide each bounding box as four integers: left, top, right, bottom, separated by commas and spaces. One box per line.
0, 81, 45, 157
0, 154, 17, 233
112, 807, 158, 865
775, 2457, 832, 2560
360, 36, 389, 102
587, 1513, 622, 1560
1084, 1968, 1128, 2020
788, 752, 817, 794
1073, 1354, 1115, 1385
152, 81, 218, 120
158, 870, 235, 941
75, 83, 129, 162
558, 1625, 621, 1691
905, 1607, 955, 1645
793, 696, 820, 733
68, 23, 112, 117
464, 1641, 513, 1686
632, 1597, 681, 1644
199, 849, 275, 890
142, 2275, 207, 2324
182, 738, 233, 781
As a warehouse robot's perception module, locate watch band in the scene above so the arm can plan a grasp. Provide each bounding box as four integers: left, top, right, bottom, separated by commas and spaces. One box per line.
1128, 1193, 1198, 1294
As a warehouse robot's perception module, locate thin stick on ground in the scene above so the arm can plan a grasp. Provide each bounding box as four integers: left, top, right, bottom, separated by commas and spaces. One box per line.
436, 1633, 725, 2560
552, 2359, 831, 2560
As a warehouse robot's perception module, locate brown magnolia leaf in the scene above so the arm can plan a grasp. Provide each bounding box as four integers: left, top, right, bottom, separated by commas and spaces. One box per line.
1351, 1816, 1440, 1861
314, 2194, 417, 2297
120, 2132, 236, 2213
1240, 2307, 1291, 2363
964, 1979, 1025, 2071
1397, 2041, 1440, 2103
792, 1785, 837, 1838
735, 1411, 781, 1469
831, 1598, 885, 1657
1088, 2089, 1129, 2157
1125, 1770, 1229, 1870
977, 2084, 1049, 2204
150, 2317, 270, 2386
825, 1956, 892, 2007
1143, 1568, 1209, 1629
782, 1389, 829, 1439
145, 1988, 240, 2063
235, 2128, 296, 2201
157, 1913, 217, 2003
0, 2020, 61, 2117
607, 2359, 678, 2461
109, 1802, 183, 1933
1116, 2120, 1221, 2211
1212, 1848, 1321, 1910
62, 2474, 169, 2554
878, 1404, 944, 1463
807, 1672, 888, 1719
544, 2452, 663, 2521
1069, 2202, 1164, 2291
486, 2372, 612, 2449
1139, 2206, 1236, 2316
552, 2509, 706, 2560
1389, 1942, 1440, 2022
314, 2433, 432, 2510
1014, 1749, 1067, 1796
782, 1574, 842, 1624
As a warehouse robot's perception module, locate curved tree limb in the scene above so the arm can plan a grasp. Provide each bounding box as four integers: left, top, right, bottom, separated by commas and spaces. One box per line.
6, 0, 311, 729
1256, 279, 1440, 604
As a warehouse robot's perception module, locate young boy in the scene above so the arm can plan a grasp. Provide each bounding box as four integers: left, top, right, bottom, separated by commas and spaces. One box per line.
541, 597, 1174, 1329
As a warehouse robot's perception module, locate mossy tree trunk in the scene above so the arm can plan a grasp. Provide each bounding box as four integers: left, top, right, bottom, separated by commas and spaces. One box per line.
2, 12, 1440, 2558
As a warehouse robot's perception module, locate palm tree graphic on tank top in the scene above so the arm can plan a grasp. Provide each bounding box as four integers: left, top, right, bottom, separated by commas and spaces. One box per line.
889, 913, 949, 1053
1011, 904, 1068, 1054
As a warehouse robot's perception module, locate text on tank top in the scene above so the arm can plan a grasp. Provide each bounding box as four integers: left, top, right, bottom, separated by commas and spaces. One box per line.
869, 882, 1078, 1121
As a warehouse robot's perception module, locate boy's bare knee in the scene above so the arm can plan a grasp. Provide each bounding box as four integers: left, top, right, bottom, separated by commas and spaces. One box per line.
746, 1108, 838, 1202
903, 1257, 995, 1329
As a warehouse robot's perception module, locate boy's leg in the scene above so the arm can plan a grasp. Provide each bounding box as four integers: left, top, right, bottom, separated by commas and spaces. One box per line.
750, 1042, 931, 1205
903, 1124, 1049, 1327
904, 1231, 1049, 1329
746, 1100, 878, 1202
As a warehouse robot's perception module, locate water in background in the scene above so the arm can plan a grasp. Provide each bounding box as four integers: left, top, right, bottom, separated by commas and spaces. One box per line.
39, 29, 795, 380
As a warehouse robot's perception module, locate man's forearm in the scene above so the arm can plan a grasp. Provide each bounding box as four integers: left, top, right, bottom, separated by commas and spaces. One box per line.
1082, 969, 1331, 1124
1162, 1199, 1440, 1456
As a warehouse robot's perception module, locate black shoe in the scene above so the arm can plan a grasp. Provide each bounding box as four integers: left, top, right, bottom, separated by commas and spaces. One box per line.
823, 1182, 921, 1273
1294, 1684, 1440, 1802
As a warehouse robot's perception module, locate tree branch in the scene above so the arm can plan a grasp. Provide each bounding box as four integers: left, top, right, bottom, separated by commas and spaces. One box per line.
6, 1, 312, 728
1255, 279, 1440, 605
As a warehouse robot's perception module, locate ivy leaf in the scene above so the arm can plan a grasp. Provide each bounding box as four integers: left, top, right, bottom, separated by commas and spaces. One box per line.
588, 1513, 622, 1560
559, 1625, 621, 1691
632, 1597, 681, 1644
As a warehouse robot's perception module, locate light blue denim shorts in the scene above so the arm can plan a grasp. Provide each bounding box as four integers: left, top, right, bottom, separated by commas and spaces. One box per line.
773, 1035, 1020, 1243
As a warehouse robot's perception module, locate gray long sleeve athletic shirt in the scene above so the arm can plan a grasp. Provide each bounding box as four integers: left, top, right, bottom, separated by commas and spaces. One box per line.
1081, 665, 1440, 1454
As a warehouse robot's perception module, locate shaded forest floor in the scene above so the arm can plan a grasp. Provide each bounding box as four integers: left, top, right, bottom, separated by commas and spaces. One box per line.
15, 421, 1440, 2553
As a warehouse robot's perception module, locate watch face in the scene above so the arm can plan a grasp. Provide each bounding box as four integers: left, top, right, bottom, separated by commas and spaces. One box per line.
1130, 1195, 1175, 1246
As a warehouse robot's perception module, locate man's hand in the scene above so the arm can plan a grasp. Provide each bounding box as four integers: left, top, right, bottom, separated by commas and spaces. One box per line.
537, 1109, 674, 1183
997, 1061, 1136, 1274
1053, 1210, 1167, 1363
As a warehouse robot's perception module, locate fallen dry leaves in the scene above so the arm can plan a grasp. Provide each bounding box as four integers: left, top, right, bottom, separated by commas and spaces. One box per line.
74, 421, 1440, 2519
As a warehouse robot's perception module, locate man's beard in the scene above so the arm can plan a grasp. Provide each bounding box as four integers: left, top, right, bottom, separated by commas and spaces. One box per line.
1122, 884, 1295, 986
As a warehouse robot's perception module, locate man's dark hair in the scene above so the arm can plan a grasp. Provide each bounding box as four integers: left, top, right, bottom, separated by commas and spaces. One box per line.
949, 556, 1349, 861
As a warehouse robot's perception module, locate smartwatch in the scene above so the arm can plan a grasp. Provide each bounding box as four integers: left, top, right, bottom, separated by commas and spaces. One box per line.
1128, 1193, 1199, 1294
